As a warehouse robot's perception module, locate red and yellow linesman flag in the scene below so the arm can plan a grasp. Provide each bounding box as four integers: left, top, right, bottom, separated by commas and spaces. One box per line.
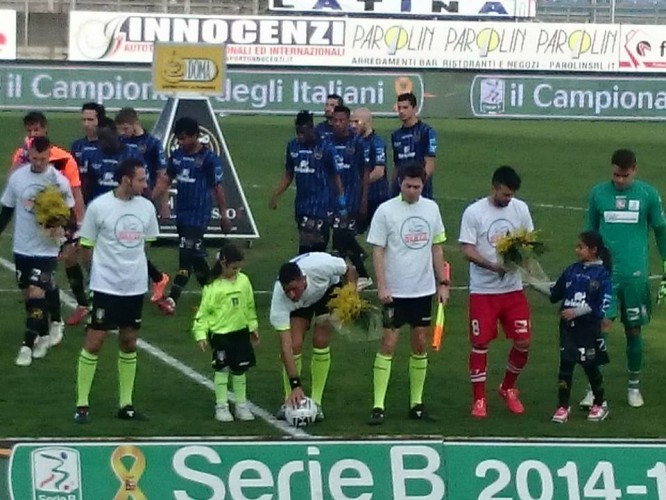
432, 262, 450, 351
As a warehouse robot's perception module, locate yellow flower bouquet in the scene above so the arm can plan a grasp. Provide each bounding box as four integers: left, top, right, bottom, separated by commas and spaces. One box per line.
495, 228, 550, 287
327, 283, 382, 342
495, 228, 544, 268
33, 185, 70, 243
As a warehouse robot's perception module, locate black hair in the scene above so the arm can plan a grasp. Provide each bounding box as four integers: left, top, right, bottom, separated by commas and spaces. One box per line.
209, 242, 245, 282
579, 230, 612, 272
295, 110, 314, 128
29, 136, 50, 153
397, 92, 417, 107
114, 158, 144, 183
611, 149, 636, 170
278, 262, 303, 287
174, 117, 200, 137
492, 165, 521, 191
398, 160, 426, 183
97, 117, 117, 132
333, 105, 351, 117
24, 111, 47, 128
81, 102, 106, 120
327, 94, 343, 106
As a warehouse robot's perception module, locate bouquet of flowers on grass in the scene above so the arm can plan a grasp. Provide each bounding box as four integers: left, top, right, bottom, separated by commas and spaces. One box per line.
495, 228, 550, 286
327, 283, 382, 342
33, 185, 70, 243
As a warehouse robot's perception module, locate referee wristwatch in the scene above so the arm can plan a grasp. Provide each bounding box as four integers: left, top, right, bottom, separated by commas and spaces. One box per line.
439, 279, 450, 287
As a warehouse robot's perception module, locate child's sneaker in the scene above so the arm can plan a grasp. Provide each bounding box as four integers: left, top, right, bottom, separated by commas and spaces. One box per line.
234, 403, 254, 421
49, 321, 65, 346
587, 401, 609, 422
551, 406, 571, 423
15, 346, 32, 367
31, 336, 51, 359
215, 404, 234, 422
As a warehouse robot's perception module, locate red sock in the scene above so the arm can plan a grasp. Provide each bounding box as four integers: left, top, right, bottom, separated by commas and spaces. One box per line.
470, 346, 488, 401
502, 345, 529, 390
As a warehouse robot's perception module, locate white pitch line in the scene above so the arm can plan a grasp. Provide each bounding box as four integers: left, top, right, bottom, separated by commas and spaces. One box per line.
0, 256, 310, 439
441, 195, 586, 212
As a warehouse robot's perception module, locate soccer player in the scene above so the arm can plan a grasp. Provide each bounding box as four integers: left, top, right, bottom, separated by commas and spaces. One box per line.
115, 107, 171, 302
366, 161, 449, 425
328, 105, 371, 289
270, 252, 357, 421
459, 166, 534, 419
0, 137, 75, 366
391, 92, 437, 199
314, 93, 343, 141
351, 107, 389, 228
74, 158, 159, 424
153, 117, 232, 315
10, 111, 85, 342
269, 110, 346, 255
583, 149, 666, 408
64, 102, 106, 326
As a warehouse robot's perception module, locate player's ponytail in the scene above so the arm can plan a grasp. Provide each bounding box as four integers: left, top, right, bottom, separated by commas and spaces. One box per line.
209, 242, 244, 282
579, 230, 612, 272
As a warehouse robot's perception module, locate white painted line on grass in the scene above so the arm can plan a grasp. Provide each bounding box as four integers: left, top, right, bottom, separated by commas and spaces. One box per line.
0, 256, 310, 439
441, 195, 586, 212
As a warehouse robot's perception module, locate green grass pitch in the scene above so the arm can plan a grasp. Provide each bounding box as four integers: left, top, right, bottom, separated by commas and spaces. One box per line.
1, 111, 666, 439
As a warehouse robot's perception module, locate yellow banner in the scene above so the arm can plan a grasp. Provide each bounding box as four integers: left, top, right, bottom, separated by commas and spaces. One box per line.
152, 43, 225, 95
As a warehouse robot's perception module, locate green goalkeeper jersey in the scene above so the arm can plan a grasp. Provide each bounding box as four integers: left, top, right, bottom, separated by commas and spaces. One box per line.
586, 179, 666, 281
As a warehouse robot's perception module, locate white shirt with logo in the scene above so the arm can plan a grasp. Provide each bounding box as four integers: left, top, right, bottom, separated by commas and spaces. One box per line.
80, 191, 159, 296
367, 196, 446, 298
269, 252, 347, 331
0, 165, 74, 257
459, 197, 534, 294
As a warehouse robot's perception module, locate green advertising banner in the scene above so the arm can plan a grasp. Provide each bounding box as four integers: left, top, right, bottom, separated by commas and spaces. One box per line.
5, 65, 666, 121
468, 75, 666, 120
0, 64, 424, 116
446, 441, 666, 499
9, 440, 444, 499
8, 439, 666, 499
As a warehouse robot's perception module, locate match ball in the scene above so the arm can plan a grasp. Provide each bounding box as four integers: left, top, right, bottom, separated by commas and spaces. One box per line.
285, 397, 317, 428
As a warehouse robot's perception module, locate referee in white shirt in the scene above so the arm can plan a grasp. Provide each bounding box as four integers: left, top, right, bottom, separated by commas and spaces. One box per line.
74, 158, 159, 424
270, 251, 357, 422
366, 161, 450, 425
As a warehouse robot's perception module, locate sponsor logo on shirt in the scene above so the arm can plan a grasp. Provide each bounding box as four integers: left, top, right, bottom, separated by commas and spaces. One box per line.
176, 168, 197, 184
603, 210, 639, 223
114, 214, 145, 248
615, 196, 626, 209
294, 160, 316, 174
400, 216, 431, 249
487, 218, 516, 247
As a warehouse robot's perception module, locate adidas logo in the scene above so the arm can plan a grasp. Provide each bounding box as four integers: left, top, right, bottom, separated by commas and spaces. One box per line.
126, 410, 134, 417
415, 410, 422, 417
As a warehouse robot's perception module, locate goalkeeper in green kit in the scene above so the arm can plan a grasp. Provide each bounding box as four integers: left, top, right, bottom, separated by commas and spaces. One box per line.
584, 149, 666, 408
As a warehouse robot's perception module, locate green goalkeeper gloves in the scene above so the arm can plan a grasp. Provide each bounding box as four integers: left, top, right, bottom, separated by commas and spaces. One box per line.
658, 262, 666, 305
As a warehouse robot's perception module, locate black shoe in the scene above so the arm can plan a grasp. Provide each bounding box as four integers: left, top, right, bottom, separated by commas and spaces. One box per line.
368, 407, 385, 426
74, 406, 90, 424
408, 403, 437, 421
117, 405, 148, 421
